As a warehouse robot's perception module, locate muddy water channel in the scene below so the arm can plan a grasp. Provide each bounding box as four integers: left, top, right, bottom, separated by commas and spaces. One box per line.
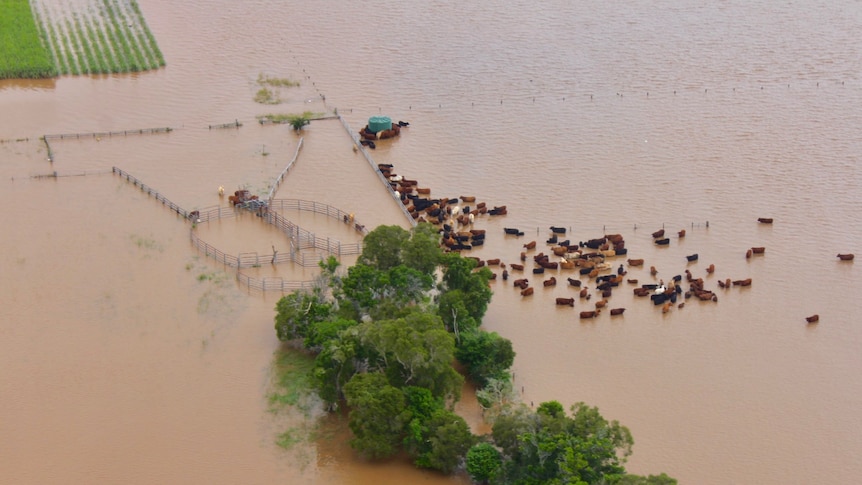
3, 1, 862, 484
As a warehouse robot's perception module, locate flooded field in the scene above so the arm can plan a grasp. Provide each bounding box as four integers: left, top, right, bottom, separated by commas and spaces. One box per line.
2, 1, 861, 483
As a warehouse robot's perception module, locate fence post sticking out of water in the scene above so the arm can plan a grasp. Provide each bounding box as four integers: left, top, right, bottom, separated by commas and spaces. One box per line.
208, 119, 242, 129
335, 115, 416, 227
267, 138, 304, 203
112, 166, 189, 220
41, 136, 54, 162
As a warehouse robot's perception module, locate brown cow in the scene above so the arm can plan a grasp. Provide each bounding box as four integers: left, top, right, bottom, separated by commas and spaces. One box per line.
579, 288, 589, 298
486, 258, 501, 266
513, 278, 529, 289
524, 241, 537, 250
510, 263, 525, 271
757, 218, 774, 224
806, 314, 820, 323
610, 308, 625, 316
678, 229, 686, 238
579, 310, 599, 319
732, 278, 752, 287
560, 260, 576, 270
595, 299, 609, 309
746, 249, 753, 259
627, 258, 645, 266
751, 247, 765, 254
520, 287, 534, 297
627, 279, 639, 284
543, 277, 557, 287
502, 269, 509, 281
556, 297, 575, 307
706, 263, 715, 274
567, 277, 582, 287
606, 234, 624, 244
652, 229, 665, 239
837, 253, 855, 261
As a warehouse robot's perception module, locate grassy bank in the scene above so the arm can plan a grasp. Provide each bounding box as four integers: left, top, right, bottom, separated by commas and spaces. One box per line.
0, 0, 57, 78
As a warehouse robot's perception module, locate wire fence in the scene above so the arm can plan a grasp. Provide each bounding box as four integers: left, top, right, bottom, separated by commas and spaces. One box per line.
45, 127, 173, 140
235, 270, 316, 293
266, 138, 303, 202
336, 115, 416, 227
112, 166, 190, 219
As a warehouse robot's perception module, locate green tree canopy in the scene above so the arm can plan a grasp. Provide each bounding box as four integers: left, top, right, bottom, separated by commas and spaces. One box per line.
455, 329, 515, 387
408, 408, 475, 473
358, 224, 410, 270
402, 222, 444, 275
439, 253, 493, 322
466, 442, 503, 484
343, 372, 410, 459
339, 263, 434, 318
356, 311, 463, 402
274, 289, 332, 342
490, 402, 636, 485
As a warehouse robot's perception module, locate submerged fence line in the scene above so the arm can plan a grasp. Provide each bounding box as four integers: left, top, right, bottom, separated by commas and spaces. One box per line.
44, 126, 174, 140
208, 120, 242, 130
267, 138, 303, 203
112, 166, 189, 219
236, 271, 315, 293
336, 115, 416, 227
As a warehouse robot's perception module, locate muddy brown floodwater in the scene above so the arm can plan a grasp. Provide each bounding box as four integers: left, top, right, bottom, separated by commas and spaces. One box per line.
2, 1, 862, 484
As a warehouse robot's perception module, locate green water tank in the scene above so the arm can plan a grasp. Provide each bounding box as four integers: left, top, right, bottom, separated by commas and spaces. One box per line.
367, 116, 392, 134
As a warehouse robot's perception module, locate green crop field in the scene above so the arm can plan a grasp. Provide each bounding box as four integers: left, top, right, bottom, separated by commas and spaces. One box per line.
1, 0, 165, 79
0, 0, 58, 79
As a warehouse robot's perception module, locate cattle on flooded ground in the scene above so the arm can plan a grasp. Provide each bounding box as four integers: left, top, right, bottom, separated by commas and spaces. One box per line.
520, 287, 534, 297
556, 297, 575, 307
610, 308, 625, 316
580, 310, 600, 319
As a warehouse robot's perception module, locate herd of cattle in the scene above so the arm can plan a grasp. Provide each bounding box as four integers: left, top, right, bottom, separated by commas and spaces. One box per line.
371, 164, 853, 323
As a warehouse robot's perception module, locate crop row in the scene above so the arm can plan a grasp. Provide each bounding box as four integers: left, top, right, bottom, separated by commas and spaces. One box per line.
0, 0, 57, 79
26, 0, 165, 76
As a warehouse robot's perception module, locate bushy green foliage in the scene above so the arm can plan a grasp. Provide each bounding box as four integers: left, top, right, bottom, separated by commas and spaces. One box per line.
343, 372, 410, 459
402, 222, 443, 275
491, 402, 635, 484
358, 224, 410, 270
466, 442, 503, 484
356, 311, 463, 402
456, 330, 515, 388
274, 289, 332, 342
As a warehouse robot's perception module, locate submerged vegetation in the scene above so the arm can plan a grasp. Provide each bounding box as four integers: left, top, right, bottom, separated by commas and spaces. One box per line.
272, 224, 677, 483
253, 72, 301, 104
258, 111, 322, 132
1, 0, 165, 78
